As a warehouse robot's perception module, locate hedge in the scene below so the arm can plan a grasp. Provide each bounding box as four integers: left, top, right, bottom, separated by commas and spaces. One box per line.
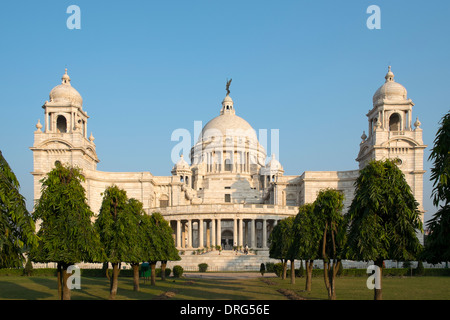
270, 267, 450, 278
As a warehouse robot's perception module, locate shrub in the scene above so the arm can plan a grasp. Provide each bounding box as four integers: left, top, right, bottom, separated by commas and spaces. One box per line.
273, 263, 283, 277
23, 259, 33, 276
337, 262, 344, 277
165, 268, 171, 277
414, 261, 425, 276
265, 262, 274, 273
173, 265, 184, 278
198, 263, 208, 272
260, 263, 265, 276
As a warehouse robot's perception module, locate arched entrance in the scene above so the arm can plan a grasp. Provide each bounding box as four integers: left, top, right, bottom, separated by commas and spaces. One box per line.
221, 230, 233, 250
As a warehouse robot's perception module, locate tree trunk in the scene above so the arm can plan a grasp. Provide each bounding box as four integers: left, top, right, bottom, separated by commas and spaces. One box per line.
61, 265, 71, 300
150, 262, 157, 286
161, 261, 167, 281
109, 263, 120, 300
290, 260, 295, 284
323, 260, 338, 300
374, 259, 383, 300
57, 263, 62, 300
132, 263, 140, 292
281, 260, 287, 280
305, 260, 313, 292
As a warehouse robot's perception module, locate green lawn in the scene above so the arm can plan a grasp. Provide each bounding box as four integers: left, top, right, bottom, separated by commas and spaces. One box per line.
0, 275, 449, 300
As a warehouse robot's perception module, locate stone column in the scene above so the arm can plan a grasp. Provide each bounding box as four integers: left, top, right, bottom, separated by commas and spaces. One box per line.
244, 220, 248, 245
181, 221, 186, 249
188, 219, 192, 248
211, 219, 216, 248
262, 219, 267, 249
199, 219, 204, 248
176, 220, 181, 248
217, 218, 221, 248
206, 221, 211, 248
238, 218, 243, 247
233, 218, 238, 248
251, 219, 256, 249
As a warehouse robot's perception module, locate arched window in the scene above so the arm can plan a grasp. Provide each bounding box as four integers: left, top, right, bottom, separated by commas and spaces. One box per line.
389, 113, 401, 131
56, 115, 67, 133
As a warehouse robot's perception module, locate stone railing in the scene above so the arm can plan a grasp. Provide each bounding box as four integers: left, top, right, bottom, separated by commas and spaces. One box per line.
148, 203, 298, 216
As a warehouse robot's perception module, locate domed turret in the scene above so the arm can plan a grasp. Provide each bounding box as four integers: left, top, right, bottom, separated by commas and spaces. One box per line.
172, 154, 190, 171
48, 69, 83, 108
372, 66, 407, 106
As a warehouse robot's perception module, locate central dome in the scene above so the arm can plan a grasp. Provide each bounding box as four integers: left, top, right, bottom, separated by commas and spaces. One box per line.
200, 113, 258, 142
199, 94, 258, 142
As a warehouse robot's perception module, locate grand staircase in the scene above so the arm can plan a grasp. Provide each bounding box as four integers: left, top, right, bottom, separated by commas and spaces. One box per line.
164, 250, 280, 272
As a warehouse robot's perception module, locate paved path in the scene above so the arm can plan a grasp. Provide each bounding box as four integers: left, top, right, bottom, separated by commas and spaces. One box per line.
184, 272, 277, 279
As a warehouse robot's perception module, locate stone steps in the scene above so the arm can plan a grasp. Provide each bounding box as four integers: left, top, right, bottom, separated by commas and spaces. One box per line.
164, 251, 280, 272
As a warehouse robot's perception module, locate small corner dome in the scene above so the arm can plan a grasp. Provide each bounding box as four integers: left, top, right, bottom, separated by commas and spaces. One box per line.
173, 154, 190, 170
372, 66, 407, 105
49, 69, 83, 108
266, 154, 283, 170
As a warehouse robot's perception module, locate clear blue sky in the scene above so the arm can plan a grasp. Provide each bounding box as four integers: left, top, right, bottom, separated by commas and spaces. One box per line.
0, 1, 448, 224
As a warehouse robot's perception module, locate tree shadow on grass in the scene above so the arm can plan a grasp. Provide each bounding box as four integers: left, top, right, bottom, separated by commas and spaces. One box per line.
0, 279, 53, 300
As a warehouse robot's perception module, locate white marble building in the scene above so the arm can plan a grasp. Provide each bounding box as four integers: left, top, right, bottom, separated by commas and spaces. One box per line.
31, 67, 426, 263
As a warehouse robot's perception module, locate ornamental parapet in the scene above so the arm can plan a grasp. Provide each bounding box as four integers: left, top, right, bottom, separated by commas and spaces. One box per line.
148, 203, 298, 219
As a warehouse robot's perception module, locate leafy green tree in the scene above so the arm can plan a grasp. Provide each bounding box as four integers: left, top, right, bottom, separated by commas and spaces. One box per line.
142, 212, 180, 286
346, 159, 423, 300
127, 198, 146, 291
30, 163, 100, 300
269, 217, 295, 281
95, 185, 136, 299
291, 203, 321, 291
0, 150, 38, 268
314, 188, 346, 300
423, 111, 450, 265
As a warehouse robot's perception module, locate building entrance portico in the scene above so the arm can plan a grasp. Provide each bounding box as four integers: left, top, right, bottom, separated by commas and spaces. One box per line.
168, 211, 285, 252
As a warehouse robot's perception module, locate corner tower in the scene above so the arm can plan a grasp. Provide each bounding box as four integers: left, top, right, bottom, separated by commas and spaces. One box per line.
356, 66, 427, 216
30, 69, 99, 203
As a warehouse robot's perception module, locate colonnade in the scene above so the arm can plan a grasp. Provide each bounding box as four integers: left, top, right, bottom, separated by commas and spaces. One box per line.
171, 217, 279, 250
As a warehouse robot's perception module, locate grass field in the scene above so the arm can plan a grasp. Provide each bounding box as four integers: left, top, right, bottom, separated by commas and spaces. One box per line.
0, 275, 449, 300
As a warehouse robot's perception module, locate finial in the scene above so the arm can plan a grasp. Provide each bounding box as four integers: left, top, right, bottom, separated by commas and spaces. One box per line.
35, 119, 42, 132
414, 117, 421, 128
385, 65, 394, 82
89, 132, 95, 142
62, 68, 71, 85
361, 131, 367, 142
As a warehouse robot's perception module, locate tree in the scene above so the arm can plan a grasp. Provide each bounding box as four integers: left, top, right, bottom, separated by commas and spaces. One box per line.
141, 212, 180, 286
30, 163, 100, 300
423, 111, 450, 265
95, 185, 136, 299
0, 150, 38, 268
269, 217, 295, 281
346, 159, 423, 300
291, 203, 321, 292
314, 188, 346, 300
127, 198, 146, 291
